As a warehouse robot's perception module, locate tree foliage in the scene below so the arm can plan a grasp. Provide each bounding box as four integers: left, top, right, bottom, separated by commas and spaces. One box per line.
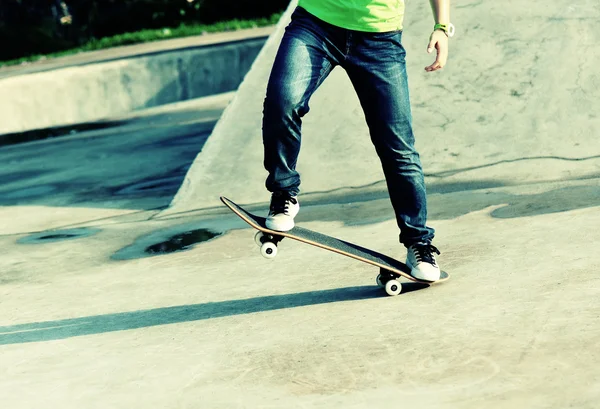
0, 0, 290, 61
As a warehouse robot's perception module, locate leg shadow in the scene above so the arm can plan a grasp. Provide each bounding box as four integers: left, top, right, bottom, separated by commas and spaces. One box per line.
0, 285, 407, 345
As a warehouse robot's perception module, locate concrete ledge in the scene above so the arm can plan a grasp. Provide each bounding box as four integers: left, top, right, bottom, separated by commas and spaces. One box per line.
0, 27, 273, 135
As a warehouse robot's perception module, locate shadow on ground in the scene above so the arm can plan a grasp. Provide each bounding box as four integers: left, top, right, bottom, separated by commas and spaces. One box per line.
0, 283, 429, 345
102, 179, 599, 262
0, 113, 217, 211
279, 180, 600, 227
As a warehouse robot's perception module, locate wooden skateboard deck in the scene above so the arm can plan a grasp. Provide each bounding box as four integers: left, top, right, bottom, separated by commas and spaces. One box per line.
221, 196, 449, 295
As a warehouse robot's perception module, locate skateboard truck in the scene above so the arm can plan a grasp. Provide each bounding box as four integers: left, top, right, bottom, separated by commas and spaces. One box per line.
376, 268, 405, 296
254, 231, 283, 259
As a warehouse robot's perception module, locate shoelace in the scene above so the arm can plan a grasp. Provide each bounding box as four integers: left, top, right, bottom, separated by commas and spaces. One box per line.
270, 194, 297, 215
412, 243, 440, 266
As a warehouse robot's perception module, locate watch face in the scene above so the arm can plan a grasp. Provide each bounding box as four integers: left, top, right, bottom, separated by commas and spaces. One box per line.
448, 23, 456, 37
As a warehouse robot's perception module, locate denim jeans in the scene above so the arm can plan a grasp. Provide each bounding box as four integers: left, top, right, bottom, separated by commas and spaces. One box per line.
262, 7, 435, 246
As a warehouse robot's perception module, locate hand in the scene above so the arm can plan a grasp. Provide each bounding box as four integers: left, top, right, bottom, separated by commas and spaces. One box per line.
425, 30, 449, 72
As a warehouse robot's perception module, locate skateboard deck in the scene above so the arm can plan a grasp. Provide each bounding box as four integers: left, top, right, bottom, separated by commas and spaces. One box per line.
221, 196, 449, 295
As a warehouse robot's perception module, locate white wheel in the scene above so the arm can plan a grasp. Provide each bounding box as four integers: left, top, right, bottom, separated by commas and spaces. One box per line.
254, 231, 265, 246
385, 280, 402, 296
260, 242, 278, 259
376, 274, 385, 287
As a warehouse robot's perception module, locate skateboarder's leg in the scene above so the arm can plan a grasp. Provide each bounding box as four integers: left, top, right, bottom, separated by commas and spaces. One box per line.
262, 8, 343, 231
344, 31, 435, 246
262, 7, 339, 195
343, 31, 440, 280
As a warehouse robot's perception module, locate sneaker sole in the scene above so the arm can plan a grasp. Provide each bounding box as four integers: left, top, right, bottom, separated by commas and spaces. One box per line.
407, 260, 441, 282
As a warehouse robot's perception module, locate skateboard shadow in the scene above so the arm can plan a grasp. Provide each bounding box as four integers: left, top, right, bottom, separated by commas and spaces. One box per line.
400, 282, 430, 294
0, 284, 429, 345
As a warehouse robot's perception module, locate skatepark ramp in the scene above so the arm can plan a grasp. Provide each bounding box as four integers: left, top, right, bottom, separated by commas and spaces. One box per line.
0, 30, 269, 135
165, 0, 600, 215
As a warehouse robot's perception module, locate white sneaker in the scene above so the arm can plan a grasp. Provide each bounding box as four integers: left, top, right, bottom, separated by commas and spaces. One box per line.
265, 192, 299, 231
406, 243, 441, 282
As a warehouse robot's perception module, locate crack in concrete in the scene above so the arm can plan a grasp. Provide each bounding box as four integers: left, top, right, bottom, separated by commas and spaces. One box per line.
426, 155, 600, 178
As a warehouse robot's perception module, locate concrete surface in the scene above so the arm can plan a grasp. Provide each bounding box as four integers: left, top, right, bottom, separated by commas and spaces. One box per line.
0, 28, 271, 135
0, 0, 599, 408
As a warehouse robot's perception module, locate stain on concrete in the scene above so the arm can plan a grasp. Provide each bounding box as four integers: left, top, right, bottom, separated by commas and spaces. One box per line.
111, 219, 236, 261
144, 229, 222, 255
17, 227, 101, 244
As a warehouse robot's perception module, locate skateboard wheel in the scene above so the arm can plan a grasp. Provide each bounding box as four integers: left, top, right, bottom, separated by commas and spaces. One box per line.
385, 280, 402, 296
260, 242, 278, 259
376, 274, 385, 287
254, 231, 265, 246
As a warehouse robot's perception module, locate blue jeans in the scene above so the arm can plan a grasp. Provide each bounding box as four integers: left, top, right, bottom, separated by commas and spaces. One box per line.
262, 7, 435, 246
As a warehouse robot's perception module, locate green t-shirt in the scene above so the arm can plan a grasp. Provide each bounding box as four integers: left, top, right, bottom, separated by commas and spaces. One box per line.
297, 0, 405, 32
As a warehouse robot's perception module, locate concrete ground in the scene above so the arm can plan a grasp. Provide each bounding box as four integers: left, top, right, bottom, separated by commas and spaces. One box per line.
0, 95, 598, 409
1, 0, 600, 408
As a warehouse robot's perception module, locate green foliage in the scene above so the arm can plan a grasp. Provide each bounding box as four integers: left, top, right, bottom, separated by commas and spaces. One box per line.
0, 0, 289, 63
0, 13, 281, 67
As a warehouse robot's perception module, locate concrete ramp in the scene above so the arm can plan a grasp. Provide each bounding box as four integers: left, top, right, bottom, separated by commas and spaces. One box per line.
0, 29, 269, 135
166, 0, 600, 214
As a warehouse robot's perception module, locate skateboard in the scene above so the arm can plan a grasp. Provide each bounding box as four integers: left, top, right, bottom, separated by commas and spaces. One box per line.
221, 196, 449, 296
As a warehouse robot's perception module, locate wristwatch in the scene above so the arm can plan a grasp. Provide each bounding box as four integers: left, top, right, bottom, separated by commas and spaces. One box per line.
434, 23, 455, 38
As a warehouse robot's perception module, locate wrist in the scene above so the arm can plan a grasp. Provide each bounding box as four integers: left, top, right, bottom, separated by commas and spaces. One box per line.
434, 22, 455, 38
